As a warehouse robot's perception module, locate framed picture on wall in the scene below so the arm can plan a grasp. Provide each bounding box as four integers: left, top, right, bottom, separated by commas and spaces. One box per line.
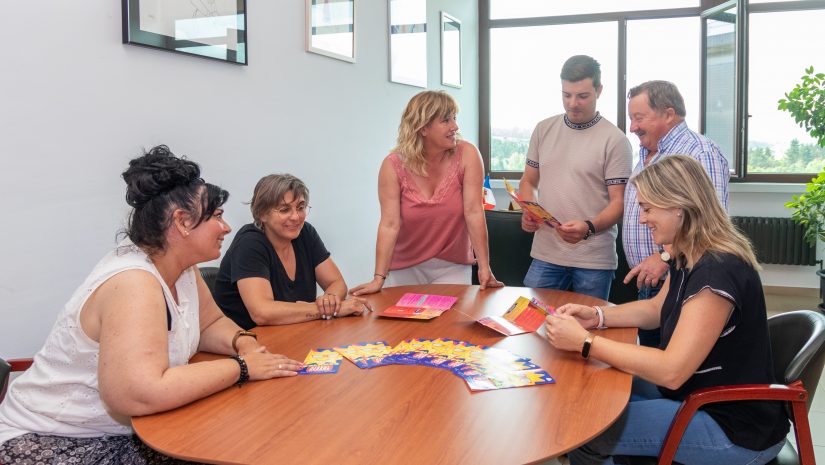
440, 11, 461, 88
121, 0, 247, 65
305, 0, 356, 63
388, 0, 427, 87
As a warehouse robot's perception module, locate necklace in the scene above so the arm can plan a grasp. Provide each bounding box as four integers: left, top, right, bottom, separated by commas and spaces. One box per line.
564, 112, 602, 130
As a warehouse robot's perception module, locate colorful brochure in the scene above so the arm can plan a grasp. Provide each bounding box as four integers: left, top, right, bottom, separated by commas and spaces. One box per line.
377, 293, 458, 320
333, 341, 392, 369
317, 337, 555, 391
477, 297, 555, 336
503, 179, 562, 228
298, 348, 343, 375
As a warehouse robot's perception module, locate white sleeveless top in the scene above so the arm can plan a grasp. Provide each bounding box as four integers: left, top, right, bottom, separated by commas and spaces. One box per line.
0, 240, 201, 443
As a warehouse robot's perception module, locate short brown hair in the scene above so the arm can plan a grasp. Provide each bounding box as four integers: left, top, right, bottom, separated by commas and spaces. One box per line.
249, 174, 309, 228
560, 55, 601, 88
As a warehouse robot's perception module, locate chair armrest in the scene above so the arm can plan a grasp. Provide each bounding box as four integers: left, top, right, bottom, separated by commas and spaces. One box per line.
8, 358, 33, 372
1, 358, 33, 403
657, 380, 813, 465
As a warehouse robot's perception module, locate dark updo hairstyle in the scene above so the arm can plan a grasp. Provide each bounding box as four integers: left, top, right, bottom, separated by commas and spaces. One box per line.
121, 145, 229, 254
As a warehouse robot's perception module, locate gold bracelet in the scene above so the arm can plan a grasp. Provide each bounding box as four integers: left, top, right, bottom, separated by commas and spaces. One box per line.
232, 330, 257, 354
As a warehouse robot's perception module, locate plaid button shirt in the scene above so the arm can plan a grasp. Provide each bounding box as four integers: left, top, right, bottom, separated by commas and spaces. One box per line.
622, 121, 730, 268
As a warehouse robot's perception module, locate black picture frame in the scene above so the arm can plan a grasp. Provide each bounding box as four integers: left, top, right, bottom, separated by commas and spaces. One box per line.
122, 0, 248, 65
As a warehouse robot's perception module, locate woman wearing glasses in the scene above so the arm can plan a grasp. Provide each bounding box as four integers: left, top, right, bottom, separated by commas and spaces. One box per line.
214, 174, 370, 329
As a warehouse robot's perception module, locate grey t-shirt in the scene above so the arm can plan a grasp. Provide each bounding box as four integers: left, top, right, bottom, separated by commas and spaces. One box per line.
526, 114, 631, 270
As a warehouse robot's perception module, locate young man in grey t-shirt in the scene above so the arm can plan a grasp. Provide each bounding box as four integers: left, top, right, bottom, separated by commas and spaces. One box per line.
518, 55, 632, 300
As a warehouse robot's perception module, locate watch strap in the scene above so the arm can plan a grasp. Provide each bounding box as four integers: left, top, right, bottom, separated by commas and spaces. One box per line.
581, 332, 596, 359
583, 220, 596, 240
232, 330, 257, 354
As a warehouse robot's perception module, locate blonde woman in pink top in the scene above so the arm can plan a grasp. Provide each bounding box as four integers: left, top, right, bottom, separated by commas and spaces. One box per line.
352, 91, 503, 295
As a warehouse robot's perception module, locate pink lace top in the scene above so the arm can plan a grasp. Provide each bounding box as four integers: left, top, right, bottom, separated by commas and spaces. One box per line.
387, 146, 474, 270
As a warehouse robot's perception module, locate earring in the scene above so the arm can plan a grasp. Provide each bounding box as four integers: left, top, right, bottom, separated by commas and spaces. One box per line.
184, 230, 190, 237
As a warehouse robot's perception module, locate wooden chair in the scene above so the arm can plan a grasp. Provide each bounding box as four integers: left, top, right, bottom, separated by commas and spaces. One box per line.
1, 357, 33, 402
627, 309, 825, 465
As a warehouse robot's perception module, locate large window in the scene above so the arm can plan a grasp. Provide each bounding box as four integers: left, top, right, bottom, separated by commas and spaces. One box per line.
489, 22, 618, 172
747, 8, 825, 176
490, 1, 698, 20
481, 0, 825, 182
704, 4, 738, 172
626, 17, 701, 165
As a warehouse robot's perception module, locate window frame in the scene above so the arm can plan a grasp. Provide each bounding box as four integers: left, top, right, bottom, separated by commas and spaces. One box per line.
479, 0, 825, 183
742, 0, 825, 183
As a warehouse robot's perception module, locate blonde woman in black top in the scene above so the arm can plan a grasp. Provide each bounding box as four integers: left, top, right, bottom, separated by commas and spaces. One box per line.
545, 155, 788, 465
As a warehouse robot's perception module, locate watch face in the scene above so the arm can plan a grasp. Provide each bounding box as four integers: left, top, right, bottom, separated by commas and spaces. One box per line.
660, 250, 672, 262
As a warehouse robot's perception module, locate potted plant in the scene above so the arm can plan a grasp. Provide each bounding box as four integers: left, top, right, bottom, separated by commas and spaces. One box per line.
780, 66, 825, 311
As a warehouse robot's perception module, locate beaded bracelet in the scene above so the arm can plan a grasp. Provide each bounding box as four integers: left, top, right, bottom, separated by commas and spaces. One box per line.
230, 354, 249, 387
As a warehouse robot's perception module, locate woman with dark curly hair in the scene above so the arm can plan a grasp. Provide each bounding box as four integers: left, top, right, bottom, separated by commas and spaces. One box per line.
0, 145, 302, 464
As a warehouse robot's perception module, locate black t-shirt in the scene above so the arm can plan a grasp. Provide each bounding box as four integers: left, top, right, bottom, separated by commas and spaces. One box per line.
658, 252, 789, 450
214, 222, 331, 330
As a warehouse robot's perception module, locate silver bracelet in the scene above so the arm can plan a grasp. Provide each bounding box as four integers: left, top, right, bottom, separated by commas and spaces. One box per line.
593, 305, 607, 329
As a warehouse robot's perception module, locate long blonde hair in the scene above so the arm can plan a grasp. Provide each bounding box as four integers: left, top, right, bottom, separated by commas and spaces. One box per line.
393, 90, 461, 176
631, 155, 758, 269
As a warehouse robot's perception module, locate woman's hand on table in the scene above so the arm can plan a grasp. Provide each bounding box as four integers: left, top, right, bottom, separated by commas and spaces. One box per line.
243, 347, 303, 379
315, 293, 341, 319
555, 303, 599, 329
350, 277, 384, 296
544, 313, 589, 353
477, 267, 504, 290
338, 297, 373, 316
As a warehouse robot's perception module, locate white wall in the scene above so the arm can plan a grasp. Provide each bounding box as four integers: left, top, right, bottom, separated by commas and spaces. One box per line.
0, 0, 479, 358
729, 185, 820, 289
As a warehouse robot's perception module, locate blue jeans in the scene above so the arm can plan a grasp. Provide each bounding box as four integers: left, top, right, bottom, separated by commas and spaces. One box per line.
637, 285, 662, 348
523, 259, 614, 300
568, 378, 785, 465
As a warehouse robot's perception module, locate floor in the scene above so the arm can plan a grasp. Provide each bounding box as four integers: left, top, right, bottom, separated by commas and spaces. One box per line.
543, 290, 825, 464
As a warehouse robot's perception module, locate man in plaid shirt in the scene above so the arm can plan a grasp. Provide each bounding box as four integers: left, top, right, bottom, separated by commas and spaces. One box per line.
623, 80, 729, 347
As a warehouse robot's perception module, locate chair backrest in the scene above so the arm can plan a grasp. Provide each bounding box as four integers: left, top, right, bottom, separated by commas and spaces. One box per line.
608, 223, 637, 305
200, 266, 219, 296
483, 210, 534, 286
768, 309, 825, 410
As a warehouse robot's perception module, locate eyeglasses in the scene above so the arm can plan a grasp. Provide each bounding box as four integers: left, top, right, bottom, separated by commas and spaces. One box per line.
273, 205, 311, 218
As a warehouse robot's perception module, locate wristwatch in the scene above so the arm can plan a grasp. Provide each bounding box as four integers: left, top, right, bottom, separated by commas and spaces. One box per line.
232, 330, 258, 353
581, 332, 596, 359
583, 220, 596, 240
659, 247, 672, 262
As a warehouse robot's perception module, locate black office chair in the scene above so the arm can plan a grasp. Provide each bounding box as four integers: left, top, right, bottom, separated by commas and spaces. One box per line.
473, 210, 534, 286
199, 266, 219, 296
608, 224, 637, 305
625, 309, 825, 465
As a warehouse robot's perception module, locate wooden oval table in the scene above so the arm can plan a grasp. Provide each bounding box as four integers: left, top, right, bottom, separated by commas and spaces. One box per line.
133, 285, 637, 465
